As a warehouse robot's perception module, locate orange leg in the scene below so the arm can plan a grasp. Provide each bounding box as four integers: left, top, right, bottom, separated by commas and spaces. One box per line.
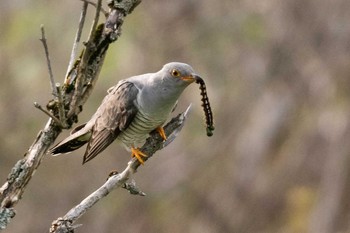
156, 126, 167, 141
131, 147, 148, 165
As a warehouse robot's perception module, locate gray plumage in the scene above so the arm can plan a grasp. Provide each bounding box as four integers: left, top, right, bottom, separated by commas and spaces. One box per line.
50, 62, 201, 164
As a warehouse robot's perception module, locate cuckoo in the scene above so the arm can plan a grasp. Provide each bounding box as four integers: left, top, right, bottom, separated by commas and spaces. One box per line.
50, 62, 214, 164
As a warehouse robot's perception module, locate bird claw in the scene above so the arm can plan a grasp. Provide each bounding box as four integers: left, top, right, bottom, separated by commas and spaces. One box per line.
156, 126, 167, 141
131, 148, 148, 165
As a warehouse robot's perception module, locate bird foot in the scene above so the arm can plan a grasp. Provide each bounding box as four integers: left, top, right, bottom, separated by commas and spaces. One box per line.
131, 147, 148, 165
156, 126, 167, 141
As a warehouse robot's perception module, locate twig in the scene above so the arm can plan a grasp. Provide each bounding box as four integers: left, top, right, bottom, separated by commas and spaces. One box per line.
107, 171, 145, 196
40, 25, 68, 128
34, 102, 64, 128
80, 0, 109, 18
50, 106, 191, 233
40, 24, 57, 98
89, 0, 102, 40
122, 179, 146, 196
67, 0, 102, 118
65, 1, 88, 79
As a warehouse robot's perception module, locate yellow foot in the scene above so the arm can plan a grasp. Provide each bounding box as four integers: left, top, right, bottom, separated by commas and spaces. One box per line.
131, 147, 148, 165
156, 126, 167, 141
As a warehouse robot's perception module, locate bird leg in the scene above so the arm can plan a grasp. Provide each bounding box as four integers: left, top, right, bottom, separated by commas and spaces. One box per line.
156, 126, 167, 141
131, 147, 148, 165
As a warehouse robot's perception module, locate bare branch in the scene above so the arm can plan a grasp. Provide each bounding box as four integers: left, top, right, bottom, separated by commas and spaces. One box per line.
40, 24, 57, 98
40, 25, 69, 129
80, 0, 109, 18
34, 102, 64, 128
66, 0, 103, 118
50, 106, 191, 233
0, 118, 61, 229
65, 2, 88, 79
90, 0, 102, 34
122, 179, 146, 196
107, 171, 146, 196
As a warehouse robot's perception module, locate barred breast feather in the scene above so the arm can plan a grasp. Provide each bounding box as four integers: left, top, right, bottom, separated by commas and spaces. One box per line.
117, 110, 166, 148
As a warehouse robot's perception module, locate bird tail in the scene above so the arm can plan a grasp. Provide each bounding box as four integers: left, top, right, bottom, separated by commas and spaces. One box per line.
49, 123, 92, 156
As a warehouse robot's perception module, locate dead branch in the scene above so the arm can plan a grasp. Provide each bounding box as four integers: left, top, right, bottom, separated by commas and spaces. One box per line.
34, 102, 63, 127
80, 0, 109, 17
40, 24, 57, 98
65, 2, 88, 78
39, 25, 68, 128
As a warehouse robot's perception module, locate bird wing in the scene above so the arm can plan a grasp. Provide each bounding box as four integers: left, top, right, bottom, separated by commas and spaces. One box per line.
83, 81, 139, 164
49, 123, 92, 155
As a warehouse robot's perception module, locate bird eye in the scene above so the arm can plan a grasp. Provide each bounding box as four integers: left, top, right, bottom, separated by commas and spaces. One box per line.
171, 69, 181, 77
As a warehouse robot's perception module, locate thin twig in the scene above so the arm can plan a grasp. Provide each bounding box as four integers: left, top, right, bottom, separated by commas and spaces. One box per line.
89, 0, 102, 39
80, 0, 109, 18
67, 0, 103, 118
40, 25, 57, 98
40, 25, 68, 128
122, 179, 146, 196
65, 2, 88, 79
108, 170, 146, 196
34, 102, 64, 128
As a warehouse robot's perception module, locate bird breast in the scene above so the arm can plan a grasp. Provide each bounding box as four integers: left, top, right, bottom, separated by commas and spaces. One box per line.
117, 110, 167, 148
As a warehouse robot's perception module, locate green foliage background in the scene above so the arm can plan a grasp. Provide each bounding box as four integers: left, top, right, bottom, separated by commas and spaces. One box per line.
1, 0, 350, 232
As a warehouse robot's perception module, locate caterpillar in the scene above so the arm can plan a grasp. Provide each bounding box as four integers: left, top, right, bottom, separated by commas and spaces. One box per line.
195, 77, 215, 136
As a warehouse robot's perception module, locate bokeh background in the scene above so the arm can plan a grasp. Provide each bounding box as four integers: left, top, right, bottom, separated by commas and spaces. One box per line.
1, 0, 350, 232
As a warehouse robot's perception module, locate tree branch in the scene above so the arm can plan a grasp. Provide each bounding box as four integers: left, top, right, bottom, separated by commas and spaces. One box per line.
67, 0, 103, 119
38, 25, 68, 128
80, 0, 109, 18
40, 24, 57, 98
34, 102, 64, 127
0, 0, 142, 230
65, 1, 88, 79
50, 106, 191, 233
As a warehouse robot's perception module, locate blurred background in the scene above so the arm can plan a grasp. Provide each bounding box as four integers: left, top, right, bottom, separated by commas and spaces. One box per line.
1, 0, 350, 232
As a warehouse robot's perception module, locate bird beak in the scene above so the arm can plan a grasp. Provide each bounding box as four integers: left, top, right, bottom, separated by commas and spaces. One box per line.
181, 74, 202, 83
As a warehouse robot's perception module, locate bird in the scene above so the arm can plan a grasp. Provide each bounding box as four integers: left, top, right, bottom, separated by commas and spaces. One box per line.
50, 62, 203, 164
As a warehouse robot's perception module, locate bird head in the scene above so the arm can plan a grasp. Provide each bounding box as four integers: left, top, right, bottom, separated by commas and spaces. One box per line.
161, 62, 202, 87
